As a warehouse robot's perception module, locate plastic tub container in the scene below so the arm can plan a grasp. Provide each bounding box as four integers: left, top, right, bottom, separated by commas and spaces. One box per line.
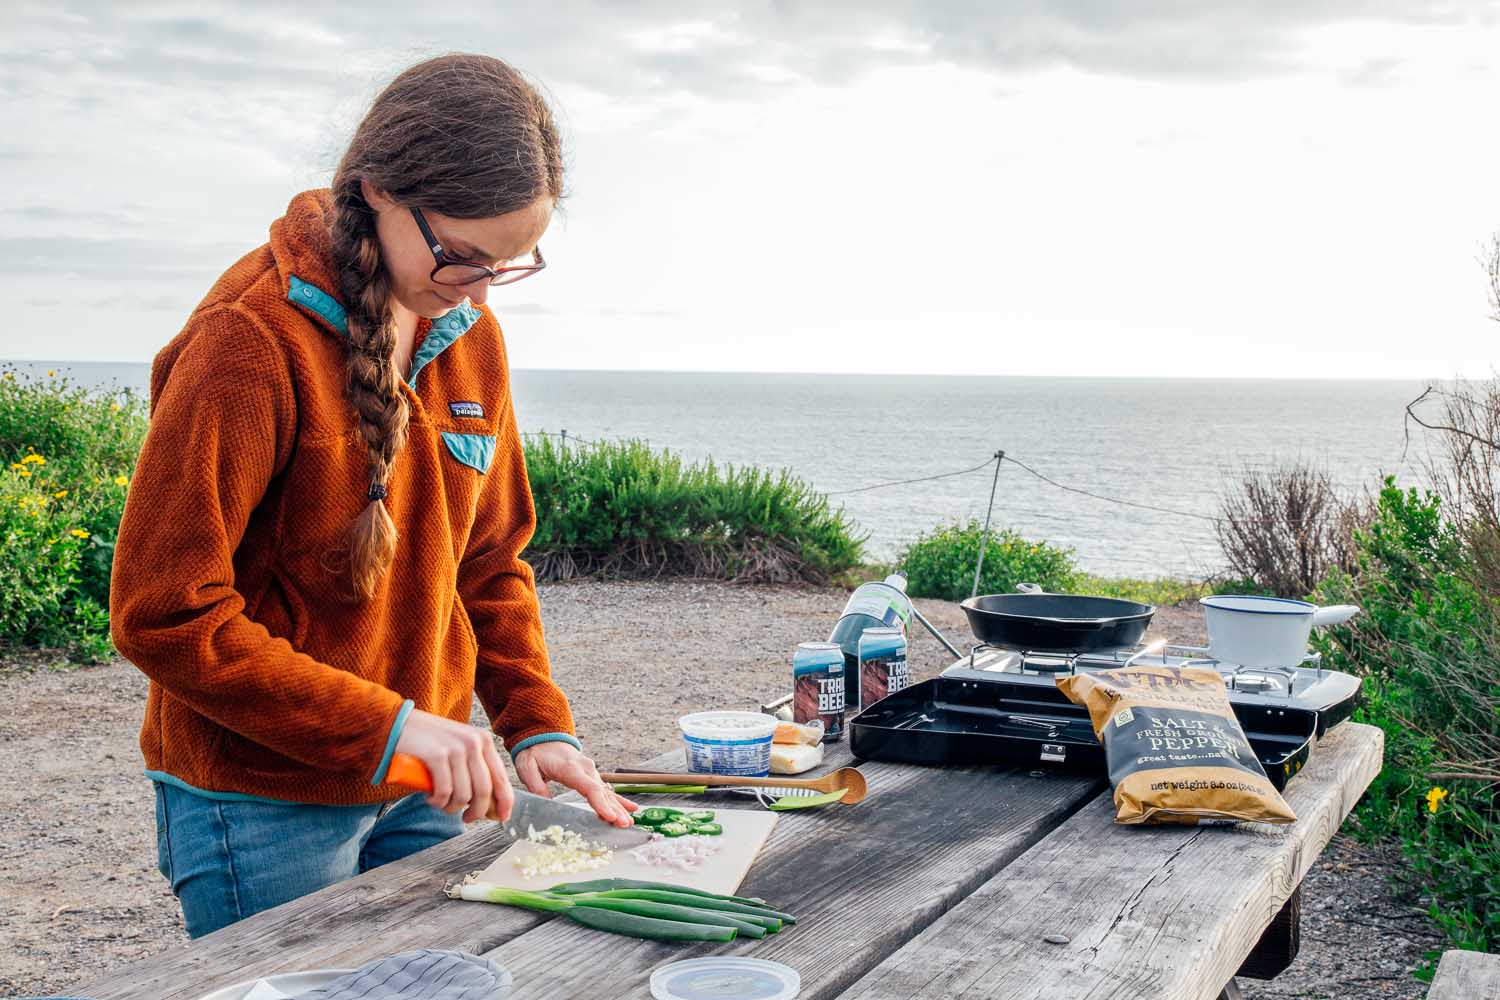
651, 957, 801, 1000
679, 711, 777, 777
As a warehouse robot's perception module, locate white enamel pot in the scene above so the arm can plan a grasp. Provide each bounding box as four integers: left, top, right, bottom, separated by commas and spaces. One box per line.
1199, 595, 1360, 668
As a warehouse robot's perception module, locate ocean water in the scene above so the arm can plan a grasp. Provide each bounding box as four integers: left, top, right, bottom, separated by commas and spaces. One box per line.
9, 360, 1438, 578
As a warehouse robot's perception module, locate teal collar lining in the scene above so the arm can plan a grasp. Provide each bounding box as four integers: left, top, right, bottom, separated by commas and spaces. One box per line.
411, 300, 482, 386
287, 274, 482, 386
288, 275, 348, 336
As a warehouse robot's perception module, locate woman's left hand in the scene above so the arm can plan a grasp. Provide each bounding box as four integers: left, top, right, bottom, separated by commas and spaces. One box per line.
513, 741, 638, 827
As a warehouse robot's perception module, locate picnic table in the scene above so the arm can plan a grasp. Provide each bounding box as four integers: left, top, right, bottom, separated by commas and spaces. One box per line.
75, 720, 1382, 1000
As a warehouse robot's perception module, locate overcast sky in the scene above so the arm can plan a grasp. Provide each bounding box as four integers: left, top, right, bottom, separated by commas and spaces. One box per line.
3, 1, 1498, 377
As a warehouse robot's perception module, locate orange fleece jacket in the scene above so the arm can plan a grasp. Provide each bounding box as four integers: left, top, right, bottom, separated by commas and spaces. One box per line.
110, 189, 576, 805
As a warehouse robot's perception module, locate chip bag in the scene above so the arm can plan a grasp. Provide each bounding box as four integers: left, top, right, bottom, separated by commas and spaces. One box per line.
1057, 665, 1297, 826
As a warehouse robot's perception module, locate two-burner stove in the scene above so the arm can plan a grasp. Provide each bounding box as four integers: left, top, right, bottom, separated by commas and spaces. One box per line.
941, 640, 1361, 735
848, 639, 1361, 783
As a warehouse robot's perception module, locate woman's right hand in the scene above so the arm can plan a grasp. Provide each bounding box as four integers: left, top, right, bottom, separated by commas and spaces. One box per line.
393, 709, 514, 823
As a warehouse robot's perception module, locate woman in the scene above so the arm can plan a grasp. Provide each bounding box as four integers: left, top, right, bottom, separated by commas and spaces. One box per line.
110, 53, 633, 939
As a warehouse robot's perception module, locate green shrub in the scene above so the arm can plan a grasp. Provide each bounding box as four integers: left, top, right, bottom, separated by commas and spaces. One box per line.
0, 368, 145, 662
899, 520, 1078, 600
1313, 478, 1500, 955
1076, 575, 1207, 606
522, 435, 864, 584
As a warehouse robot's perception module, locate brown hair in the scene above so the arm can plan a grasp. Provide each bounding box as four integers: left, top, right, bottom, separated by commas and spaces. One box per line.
328, 53, 563, 599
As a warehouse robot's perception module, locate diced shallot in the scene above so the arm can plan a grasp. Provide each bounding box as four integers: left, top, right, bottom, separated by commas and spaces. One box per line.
629, 833, 722, 871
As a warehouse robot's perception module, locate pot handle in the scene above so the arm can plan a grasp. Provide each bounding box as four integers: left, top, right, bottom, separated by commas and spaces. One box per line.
1016, 582, 1044, 595
1311, 604, 1360, 627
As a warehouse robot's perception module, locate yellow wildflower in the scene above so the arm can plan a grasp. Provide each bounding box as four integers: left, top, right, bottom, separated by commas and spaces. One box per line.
114, 475, 129, 486
1426, 787, 1449, 814
53, 490, 67, 498
70, 528, 90, 539
47, 369, 55, 377
111, 403, 121, 412
17, 468, 30, 478
21, 454, 45, 465
2, 372, 11, 380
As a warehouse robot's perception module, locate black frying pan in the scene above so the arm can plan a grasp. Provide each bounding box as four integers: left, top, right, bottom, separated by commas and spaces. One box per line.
960, 588, 1155, 653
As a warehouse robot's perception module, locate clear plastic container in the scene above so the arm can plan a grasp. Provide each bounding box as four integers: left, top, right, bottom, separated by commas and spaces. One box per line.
651, 957, 801, 1000
678, 711, 777, 777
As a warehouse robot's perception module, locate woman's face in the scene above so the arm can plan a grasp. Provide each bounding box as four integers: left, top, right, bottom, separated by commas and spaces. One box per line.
362, 179, 553, 319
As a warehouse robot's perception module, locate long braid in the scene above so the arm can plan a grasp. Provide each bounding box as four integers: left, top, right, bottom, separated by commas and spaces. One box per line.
330, 180, 408, 600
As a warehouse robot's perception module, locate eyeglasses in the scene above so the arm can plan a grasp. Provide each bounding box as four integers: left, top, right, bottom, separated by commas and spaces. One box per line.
409, 207, 546, 287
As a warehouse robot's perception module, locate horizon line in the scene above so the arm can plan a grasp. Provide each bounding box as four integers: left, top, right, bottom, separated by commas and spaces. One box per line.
0, 358, 1457, 383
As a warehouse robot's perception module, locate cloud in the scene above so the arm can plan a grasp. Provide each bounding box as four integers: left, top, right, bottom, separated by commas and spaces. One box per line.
5, 0, 1491, 114
0, 236, 248, 280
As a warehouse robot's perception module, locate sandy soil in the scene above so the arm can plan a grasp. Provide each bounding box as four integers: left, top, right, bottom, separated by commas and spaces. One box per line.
0, 581, 1441, 998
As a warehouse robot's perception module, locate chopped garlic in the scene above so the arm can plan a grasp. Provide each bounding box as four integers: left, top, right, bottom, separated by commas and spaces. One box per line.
514, 823, 613, 879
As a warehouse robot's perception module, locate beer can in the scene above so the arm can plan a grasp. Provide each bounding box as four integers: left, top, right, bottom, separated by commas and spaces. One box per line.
858, 626, 909, 712
792, 641, 845, 742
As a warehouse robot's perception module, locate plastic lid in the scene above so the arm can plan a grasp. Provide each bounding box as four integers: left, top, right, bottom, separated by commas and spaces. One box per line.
650, 957, 801, 1000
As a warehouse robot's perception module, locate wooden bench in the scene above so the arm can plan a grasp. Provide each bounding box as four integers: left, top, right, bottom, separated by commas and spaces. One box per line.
1429, 949, 1500, 1000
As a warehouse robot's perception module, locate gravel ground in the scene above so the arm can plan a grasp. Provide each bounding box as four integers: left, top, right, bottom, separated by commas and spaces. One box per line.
0, 580, 1442, 998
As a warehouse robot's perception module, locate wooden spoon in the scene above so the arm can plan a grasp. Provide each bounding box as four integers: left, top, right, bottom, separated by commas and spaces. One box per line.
600, 767, 868, 805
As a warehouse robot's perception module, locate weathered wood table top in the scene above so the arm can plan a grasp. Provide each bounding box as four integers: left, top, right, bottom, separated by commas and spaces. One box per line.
76, 722, 1382, 1000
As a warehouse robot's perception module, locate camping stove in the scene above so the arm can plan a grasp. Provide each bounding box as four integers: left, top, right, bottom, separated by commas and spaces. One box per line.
941, 641, 1361, 735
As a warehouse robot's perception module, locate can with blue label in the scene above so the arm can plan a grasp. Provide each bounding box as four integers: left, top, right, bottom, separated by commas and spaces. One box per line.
793, 641, 845, 742
858, 626, 910, 712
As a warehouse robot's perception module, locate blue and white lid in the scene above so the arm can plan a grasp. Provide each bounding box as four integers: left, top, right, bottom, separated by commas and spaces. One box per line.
650, 957, 801, 1000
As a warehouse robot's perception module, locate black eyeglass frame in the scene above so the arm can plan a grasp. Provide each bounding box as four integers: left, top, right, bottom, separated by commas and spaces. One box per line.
409, 207, 546, 287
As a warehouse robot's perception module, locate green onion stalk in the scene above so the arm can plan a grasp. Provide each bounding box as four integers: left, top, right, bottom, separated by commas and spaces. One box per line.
448, 877, 796, 944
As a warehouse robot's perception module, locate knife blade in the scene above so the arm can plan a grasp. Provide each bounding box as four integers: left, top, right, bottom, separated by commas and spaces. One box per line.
387, 751, 652, 849
505, 788, 654, 850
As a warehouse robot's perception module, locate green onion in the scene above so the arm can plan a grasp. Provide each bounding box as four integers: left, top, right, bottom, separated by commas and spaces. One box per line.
546, 878, 774, 908
567, 906, 737, 942
570, 897, 768, 938
450, 882, 751, 943
453, 884, 573, 911
588, 889, 796, 925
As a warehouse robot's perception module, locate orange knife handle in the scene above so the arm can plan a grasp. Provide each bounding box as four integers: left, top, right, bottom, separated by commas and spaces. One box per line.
387, 752, 434, 792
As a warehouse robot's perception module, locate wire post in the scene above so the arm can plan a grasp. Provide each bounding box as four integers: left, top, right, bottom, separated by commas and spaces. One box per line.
561, 428, 568, 451
971, 450, 1004, 599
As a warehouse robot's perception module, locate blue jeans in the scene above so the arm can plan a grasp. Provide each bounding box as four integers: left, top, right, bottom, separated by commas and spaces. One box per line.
153, 781, 465, 938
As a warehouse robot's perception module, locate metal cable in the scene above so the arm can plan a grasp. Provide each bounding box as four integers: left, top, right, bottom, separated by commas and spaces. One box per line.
825, 456, 999, 496
998, 454, 1220, 522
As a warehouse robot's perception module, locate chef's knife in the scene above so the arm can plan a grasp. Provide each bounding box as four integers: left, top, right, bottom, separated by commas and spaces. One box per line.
388, 751, 652, 849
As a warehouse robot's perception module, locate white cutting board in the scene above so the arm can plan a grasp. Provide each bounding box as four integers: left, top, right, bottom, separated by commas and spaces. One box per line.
477, 806, 778, 897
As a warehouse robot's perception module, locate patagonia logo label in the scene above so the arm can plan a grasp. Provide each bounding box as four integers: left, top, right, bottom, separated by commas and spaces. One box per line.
449, 401, 485, 419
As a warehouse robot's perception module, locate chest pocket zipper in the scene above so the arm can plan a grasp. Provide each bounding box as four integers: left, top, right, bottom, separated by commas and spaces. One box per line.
440, 432, 496, 474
